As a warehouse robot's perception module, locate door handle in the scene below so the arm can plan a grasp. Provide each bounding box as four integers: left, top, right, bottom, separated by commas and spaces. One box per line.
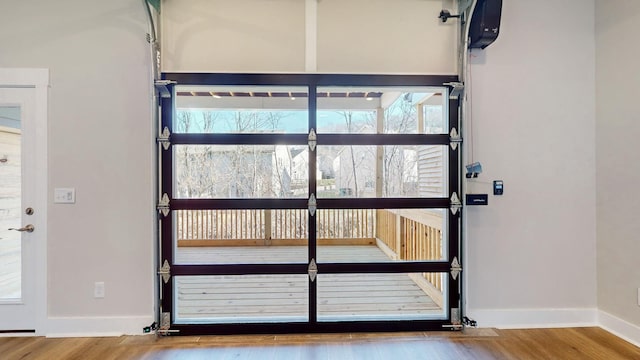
8, 224, 34, 233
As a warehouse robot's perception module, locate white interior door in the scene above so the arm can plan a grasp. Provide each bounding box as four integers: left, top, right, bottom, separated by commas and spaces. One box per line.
0, 86, 40, 332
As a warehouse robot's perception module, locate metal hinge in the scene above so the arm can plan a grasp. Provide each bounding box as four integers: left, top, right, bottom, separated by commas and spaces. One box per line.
450, 192, 462, 215
154, 80, 176, 98
450, 128, 462, 151
308, 193, 317, 216
445, 82, 464, 99
308, 258, 318, 282
308, 128, 317, 151
450, 256, 462, 281
157, 126, 171, 150
157, 193, 170, 217
158, 259, 171, 283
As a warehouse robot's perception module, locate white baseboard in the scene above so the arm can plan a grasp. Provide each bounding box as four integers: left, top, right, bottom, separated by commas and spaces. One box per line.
0, 333, 36, 338
46, 315, 154, 338
466, 308, 598, 329
33, 310, 640, 347
598, 310, 640, 347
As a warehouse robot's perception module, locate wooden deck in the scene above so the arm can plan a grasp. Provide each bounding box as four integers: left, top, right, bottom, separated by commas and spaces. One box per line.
0, 231, 20, 300
176, 245, 393, 264
175, 245, 444, 324
0, 126, 21, 300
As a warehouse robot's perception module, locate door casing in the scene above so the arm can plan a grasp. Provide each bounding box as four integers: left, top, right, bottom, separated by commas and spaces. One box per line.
0, 68, 48, 335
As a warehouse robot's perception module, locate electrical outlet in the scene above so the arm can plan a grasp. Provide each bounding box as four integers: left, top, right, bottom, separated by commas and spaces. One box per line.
637, 288, 640, 306
94, 282, 105, 298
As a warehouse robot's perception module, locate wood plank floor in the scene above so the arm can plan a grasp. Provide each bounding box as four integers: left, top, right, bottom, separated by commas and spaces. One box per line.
0, 228, 20, 300
175, 246, 443, 323
176, 273, 442, 323
175, 245, 393, 264
1, 327, 639, 359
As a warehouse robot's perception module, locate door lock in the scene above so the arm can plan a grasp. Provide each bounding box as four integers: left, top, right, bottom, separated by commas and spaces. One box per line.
25, 207, 34, 215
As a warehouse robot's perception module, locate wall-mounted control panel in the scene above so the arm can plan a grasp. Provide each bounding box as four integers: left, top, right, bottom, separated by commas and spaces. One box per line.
466, 194, 488, 205
493, 180, 504, 195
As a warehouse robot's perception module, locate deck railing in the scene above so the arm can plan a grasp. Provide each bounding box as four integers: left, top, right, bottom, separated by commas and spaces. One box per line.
176, 208, 443, 306
375, 209, 444, 306
176, 209, 375, 247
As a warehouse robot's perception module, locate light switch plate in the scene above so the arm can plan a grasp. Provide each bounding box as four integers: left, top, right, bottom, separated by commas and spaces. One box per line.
54, 188, 75, 204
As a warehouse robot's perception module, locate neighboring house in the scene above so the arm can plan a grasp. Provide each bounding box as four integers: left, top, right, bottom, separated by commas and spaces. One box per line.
332, 145, 376, 197
176, 143, 321, 199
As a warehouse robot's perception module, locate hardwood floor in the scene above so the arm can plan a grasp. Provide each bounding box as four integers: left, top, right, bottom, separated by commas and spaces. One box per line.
0, 327, 638, 359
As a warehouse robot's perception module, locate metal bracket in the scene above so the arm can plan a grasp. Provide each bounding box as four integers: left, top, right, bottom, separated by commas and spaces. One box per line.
157, 193, 170, 217
157, 126, 171, 151
308, 128, 317, 151
450, 128, 462, 151
445, 82, 464, 99
160, 312, 170, 330
154, 80, 175, 98
450, 256, 462, 281
443, 308, 463, 331
156, 311, 180, 335
158, 259, 171, 283
308, 258, 318, 282
442, 324, 464, 331
308, 193, 317, 216
450, 192, 462, 215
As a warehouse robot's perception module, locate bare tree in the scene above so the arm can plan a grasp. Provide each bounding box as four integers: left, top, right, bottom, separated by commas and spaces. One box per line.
383, 95, 417, 196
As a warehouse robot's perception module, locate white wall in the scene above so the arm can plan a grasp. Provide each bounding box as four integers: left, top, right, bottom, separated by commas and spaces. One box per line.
316, 0, 456, 74
0, 0, 613, 336
595, 0, 640, 330
464, 0, 597, 327
0, 0, 154, 334
162, 0, 307, 72
162, 0, 456, 74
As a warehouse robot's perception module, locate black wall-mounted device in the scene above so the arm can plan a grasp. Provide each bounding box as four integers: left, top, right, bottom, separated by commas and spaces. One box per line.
469, 0, 503, 49
466, 194, 488, 206
493, 180, 504, 195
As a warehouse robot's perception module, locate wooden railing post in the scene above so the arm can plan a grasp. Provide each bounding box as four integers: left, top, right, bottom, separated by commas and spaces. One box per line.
264, 209, 272, 246
396, 212, 404, 260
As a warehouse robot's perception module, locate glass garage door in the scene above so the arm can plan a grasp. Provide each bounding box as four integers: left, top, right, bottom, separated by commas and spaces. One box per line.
158, 74, 462, 335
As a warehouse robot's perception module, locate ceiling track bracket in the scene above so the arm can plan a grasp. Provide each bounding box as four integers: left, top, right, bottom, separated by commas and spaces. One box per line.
154, 80, 176, 98
445, 82, 464, 99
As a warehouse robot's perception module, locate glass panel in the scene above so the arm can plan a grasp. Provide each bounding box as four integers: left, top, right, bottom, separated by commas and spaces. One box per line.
174, 275, 309, 324
316, 209, 447, 263
173, 209, 308, 265
175, 85, 308, 134
174, 145, 309, 199
0, 106, 21, 300
317, 273, 447, 321
317, 86, 446, 134
317, 145, 447, 198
